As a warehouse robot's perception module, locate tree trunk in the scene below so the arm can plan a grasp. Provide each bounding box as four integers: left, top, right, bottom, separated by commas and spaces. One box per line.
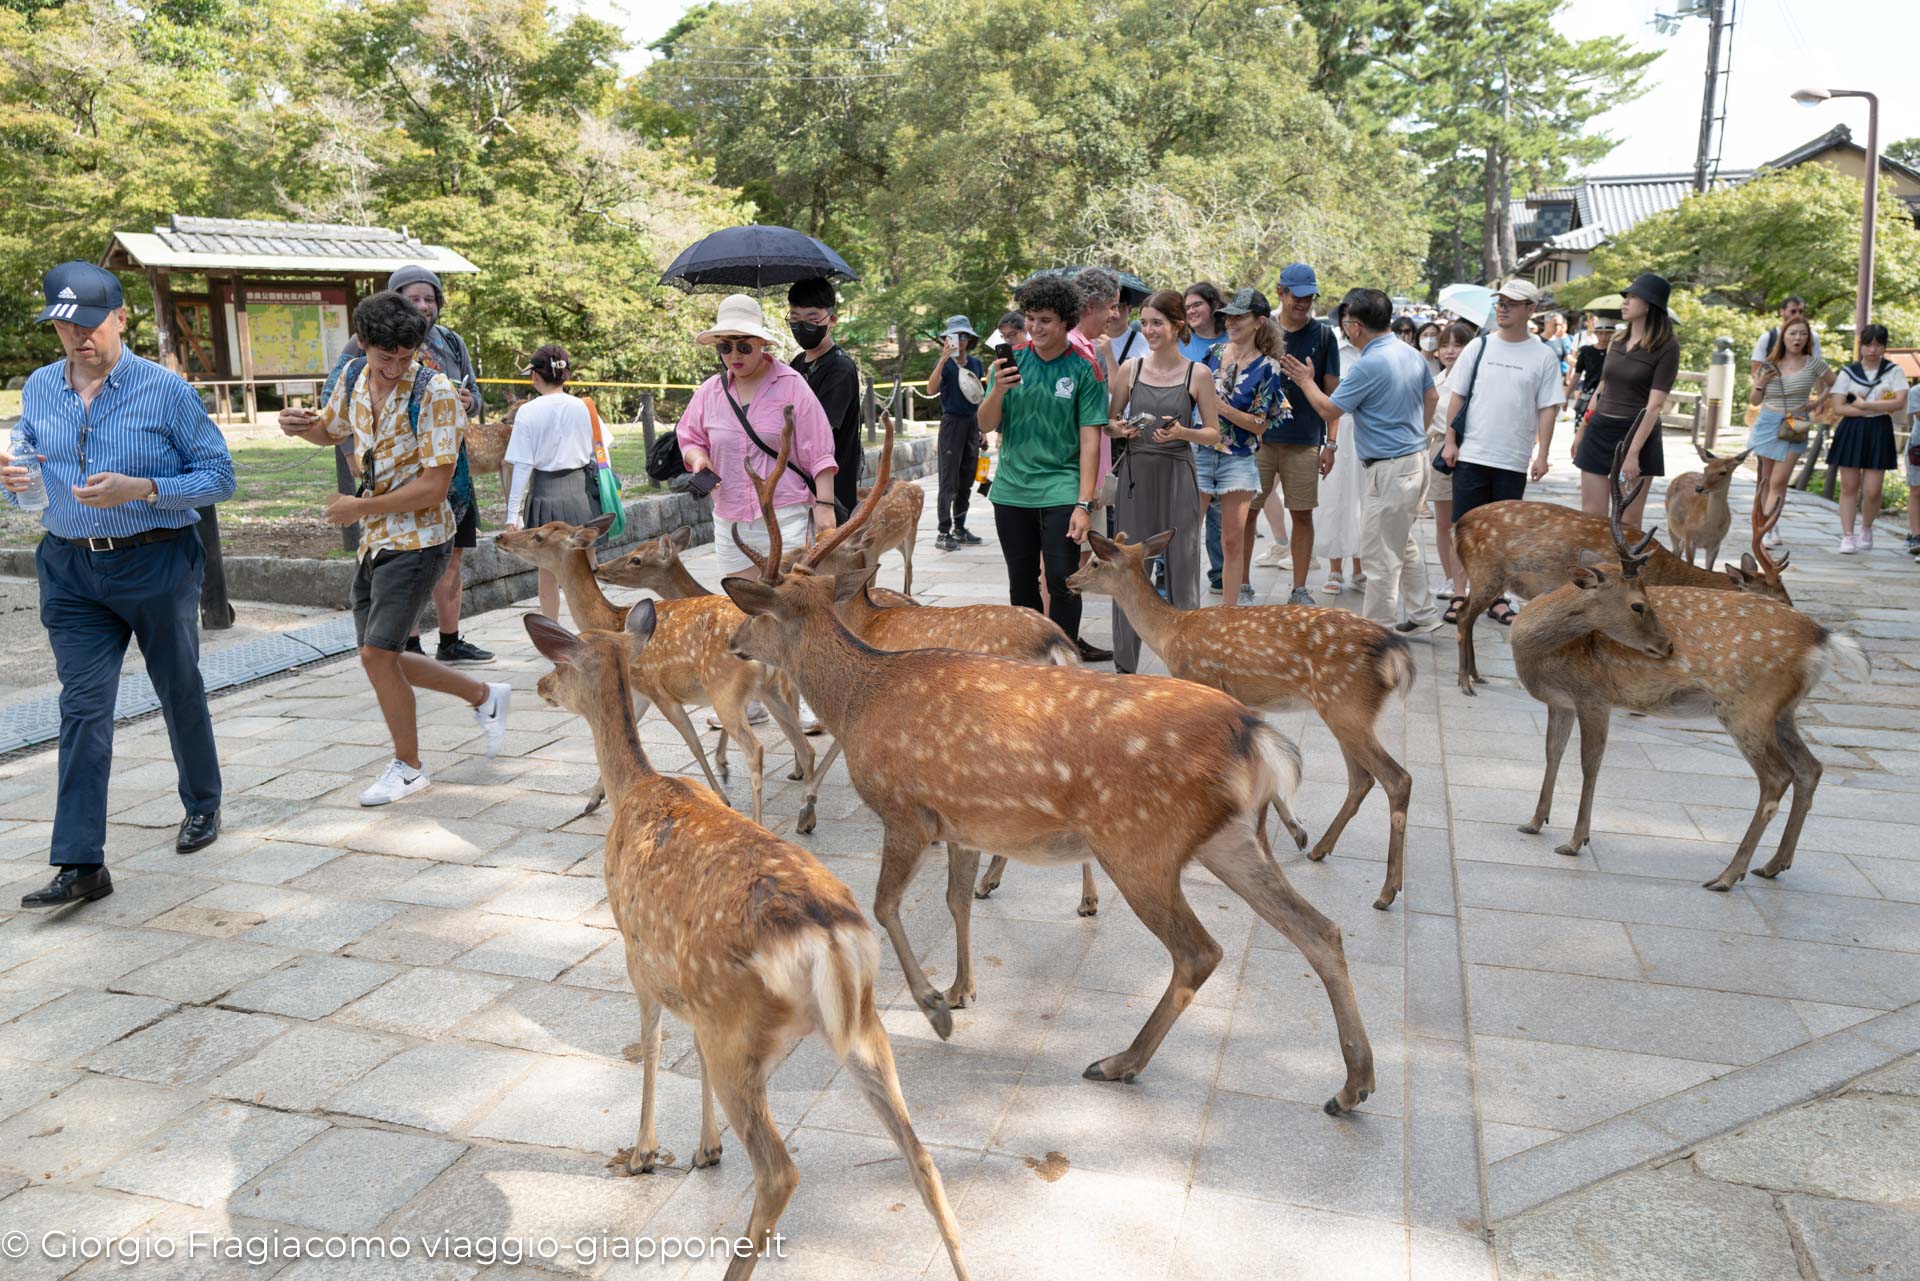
1481, 144, 1502, 283
1496, 147, 1518, 280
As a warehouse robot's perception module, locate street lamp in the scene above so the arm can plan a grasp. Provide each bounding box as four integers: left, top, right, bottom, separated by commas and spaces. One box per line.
1793, 86, 1879, 351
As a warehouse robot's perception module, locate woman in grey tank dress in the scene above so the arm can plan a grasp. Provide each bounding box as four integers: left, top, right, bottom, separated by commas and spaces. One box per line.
1105, 298, 1227, 671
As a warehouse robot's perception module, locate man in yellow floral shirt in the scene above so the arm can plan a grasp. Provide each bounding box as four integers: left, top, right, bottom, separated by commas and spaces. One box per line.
279, 291, 511, 806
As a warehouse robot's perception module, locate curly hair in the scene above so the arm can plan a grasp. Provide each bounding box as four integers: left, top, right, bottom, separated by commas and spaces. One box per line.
354, 290, 431, 352
1074, 266, 1122, 306
1014, 274, 1081, 329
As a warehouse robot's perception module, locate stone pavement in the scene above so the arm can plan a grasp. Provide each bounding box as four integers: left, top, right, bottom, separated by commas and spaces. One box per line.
0, 426, 1915, 1280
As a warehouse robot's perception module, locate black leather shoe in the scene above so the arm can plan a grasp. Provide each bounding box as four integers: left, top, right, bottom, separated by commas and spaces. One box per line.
21, 866, 113, 909
176, 811, 220, 853
1075, 639, 1114, 664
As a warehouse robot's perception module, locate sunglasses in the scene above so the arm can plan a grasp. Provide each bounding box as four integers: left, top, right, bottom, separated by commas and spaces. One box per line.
355, 446, 377, 497
712, 339, 761, 356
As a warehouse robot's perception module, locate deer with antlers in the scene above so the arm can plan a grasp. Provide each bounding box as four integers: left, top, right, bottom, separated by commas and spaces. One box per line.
1663, 444, 1752, 567
1452, 490, 1792, 696
496, 514, 817, 824
596, 525, 920, 608
1510, 442, 1867, 890
722, 418, 1375, 1115
1062, 531, 1418, 911
522, 607, 968, 1281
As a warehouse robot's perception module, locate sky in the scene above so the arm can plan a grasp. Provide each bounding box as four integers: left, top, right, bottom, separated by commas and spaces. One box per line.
576, 0, 1919, 177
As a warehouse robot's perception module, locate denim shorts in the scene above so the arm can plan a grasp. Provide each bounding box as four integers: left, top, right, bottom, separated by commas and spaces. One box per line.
352, 541, 452, 652
1191, 443, 1260, 496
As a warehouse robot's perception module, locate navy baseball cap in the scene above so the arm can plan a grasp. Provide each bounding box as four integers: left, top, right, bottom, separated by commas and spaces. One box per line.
1277, 263, 1319, 298
37, 262, 124, 327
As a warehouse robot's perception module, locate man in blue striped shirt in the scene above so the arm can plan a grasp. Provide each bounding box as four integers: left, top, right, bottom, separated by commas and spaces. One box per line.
2, 262, 236, 908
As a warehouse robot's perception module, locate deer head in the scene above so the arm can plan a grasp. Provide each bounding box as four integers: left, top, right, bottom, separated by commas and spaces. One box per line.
595, 526, 695, 590
1607, 438, 1659, 581
1066, 531, 1173, 597
1725, 490, 1793, 604
1690, 444, 1752, 495
497, 513, 616, 570
524, 601, 657, 715
1550, 439, 1673, 658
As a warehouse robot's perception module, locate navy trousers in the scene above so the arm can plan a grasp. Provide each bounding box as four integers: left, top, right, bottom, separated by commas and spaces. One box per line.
36, 530, 222, 866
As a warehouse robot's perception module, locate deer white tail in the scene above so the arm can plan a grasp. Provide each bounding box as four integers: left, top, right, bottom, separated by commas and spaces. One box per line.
1814, 631, 1870, 687
1374, 632, 1417, 701
1246, 719, 1303, 816
812, 926, 881, 1060
1044, 636, 1081, 666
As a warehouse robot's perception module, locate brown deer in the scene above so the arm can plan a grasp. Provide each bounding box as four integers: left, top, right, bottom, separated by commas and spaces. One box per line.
849, 478, 924, 596
522, 608, 967, 1281
1510, 443, 1867, 891
464, 391, 518, 499
1064, 531, 1418, 911
496, 516, 817, 825
1663, 444, 1751, 566
723, 419, 1375, 1115
596, 526, 921, 608
1452, 496, 1792, 696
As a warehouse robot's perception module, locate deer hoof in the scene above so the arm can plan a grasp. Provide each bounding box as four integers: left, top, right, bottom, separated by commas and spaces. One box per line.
796, 804, 817, 836
786, 766, 805, 782
1554, 840, 1589, 857
1702, 874, 1741, 892
1753, 863, 1786, 880
581, 792, 603, 817
1372, 892, 1397, 912
1458, 680, 1478, 697
974, 879, 998, 900
611, 1145, 672, 1175
692, 1143, 723, 1169
1323, 1088, 1371, 1117
944, 982, 974, 1009
922, 995, 954, 1040
1076, 899, 1099, 917
1082, 1057, 1139, 1083
1518, 821, 1544, 835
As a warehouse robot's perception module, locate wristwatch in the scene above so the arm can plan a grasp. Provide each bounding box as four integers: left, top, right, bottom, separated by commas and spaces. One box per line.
1075, 500, 1094, 513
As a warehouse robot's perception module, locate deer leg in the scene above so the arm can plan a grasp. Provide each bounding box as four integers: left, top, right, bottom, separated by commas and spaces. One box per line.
654, 696, 727, 800
1756, 719, 1822, 881
1556, 705, 1612, 857
1522, 704, 1575, 836
1197, 824, 1375, 1115
840, 1010, 970, 1281
712, 686, 766, 825
873, 828, 951, 1037
612, 990, 672, 1174
1456, 580, 1499, 695
1082, 860, 1222, 1085
1357, 737, 1412, 911
690, 1034, 724, 1168
707, 1062, 796, 1281
974, 854, 1008, 899
1308, 741, 1373, 863
944, 844, 980, 1008
1078, 862, 1100, 917
758, 681, 815, 784
1705, 734, 1793, 892
796, 739, 841, 836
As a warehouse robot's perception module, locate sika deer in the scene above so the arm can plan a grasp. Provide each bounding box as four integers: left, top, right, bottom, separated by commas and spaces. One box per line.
723, 420, 1374, 1115
522, 608, 967, 1281
597, 525, 920, 608
1453, 497, 1792, 696
1510, 443, 1867, 890
497, 517, 816, 824
849, 478, 924, 596
1663, 444, 1751, 566
1066, 531, 1418, 911
464, 392, 518, 499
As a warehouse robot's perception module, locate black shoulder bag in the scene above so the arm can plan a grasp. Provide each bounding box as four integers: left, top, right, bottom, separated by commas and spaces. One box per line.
722, 378, 848, 521
1432, 336, 1487, 475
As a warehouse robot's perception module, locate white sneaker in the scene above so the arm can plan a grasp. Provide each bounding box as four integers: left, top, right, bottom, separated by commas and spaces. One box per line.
1237, 584, 1259, 606
1255, 543, 1287, 567
1837, 535, 1857, 555
474, 682, 512, 757
1763, 528, 1784, 549
797, 695, 824, 736
360, 759, 429, 806
1858, 526, 1874, 550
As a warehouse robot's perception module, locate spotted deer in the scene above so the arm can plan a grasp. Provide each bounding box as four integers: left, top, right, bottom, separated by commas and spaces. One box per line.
1510, 443, 1867, 891
1663, 444, 1751, 566
1064, 531, 1418, 911
1452, 495, 1793, 696
464, 391, 518, 498
723, 419, 1375, 1115
497, 515, 817, 824
596, 525, 920, 608
522, 608, 967, 1281
848, 478, 924, 596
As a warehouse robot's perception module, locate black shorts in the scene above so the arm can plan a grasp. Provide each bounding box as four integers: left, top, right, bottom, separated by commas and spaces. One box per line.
452, 500, 479, 549
1575, 411, 1665, 478
352, 542, 452, 652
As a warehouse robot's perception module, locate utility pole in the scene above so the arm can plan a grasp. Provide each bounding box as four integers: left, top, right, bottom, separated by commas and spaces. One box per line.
1692, 0, 1730, 192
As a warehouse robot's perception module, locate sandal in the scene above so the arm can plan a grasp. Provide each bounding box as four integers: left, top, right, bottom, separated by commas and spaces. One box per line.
1487, 601, 1517, 626
1320, 574, 1344, 594
1443, 598, 1465, 625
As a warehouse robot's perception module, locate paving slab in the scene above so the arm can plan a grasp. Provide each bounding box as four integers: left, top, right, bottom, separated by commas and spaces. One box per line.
84, 1006, 286, 1086
240, 1126, 466, 1232
96, 1100, 328, 1207
1691, 1093, 1920, 1203
221, 953, 400, 1019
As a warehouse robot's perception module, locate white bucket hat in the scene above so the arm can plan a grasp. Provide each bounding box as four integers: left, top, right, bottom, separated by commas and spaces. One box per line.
697, 293, 782, 347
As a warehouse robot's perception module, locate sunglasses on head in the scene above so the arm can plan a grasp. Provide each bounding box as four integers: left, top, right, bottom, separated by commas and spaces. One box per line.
713, 339, 761, 356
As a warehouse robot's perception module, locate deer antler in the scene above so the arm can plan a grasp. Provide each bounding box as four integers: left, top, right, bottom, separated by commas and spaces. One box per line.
800, 411, 894, 572
742, 407, 795, 583
1607, 437, 1657, 577
1751, 487, 1789, 581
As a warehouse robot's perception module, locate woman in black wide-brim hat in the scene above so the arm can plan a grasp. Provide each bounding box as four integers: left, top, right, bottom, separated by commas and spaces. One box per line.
1572, 272, 1681, 528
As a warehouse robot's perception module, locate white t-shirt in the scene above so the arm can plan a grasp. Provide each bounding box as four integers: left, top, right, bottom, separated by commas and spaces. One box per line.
1449, 334, 1565, 473
505, 392, 596, 523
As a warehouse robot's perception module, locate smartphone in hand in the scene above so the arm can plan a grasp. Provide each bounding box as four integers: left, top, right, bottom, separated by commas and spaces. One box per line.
686, 468, 721, 498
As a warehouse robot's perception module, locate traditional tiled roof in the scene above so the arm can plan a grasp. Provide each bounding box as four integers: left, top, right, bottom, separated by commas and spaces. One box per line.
103, 216, 478, 276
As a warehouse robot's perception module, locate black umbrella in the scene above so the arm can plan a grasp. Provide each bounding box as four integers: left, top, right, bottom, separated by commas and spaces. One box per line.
660, 224, 859, 294
1026, 265, 1154, 307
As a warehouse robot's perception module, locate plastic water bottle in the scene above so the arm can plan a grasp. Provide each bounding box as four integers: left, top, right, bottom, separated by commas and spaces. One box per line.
8, 423, 47, 512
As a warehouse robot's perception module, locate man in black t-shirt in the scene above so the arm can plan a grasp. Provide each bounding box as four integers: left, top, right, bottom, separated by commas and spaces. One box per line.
787, 279, 863, 518
1567, 321, 1614, 423
1259, 262, 1343, 604
927, 315, 986, 549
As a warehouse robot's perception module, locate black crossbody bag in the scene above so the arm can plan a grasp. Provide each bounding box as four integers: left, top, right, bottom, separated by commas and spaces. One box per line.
721, 378, 849, 521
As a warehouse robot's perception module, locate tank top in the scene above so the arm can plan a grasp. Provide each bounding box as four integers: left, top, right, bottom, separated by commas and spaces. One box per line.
1122, 359, 1196, 459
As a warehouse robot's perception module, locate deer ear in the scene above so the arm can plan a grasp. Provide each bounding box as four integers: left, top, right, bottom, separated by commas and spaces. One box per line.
1575, 548, 1605, 567
1087, 532, 1120, 560
722, 576, 787, 617
833, 565, 879, 604
562, 524, 600, 550
585, 512, 616, 536
1733, 448, 1752, 464
1740, 552, 1760, 574
1142, 529, 1175, 558
1723, 563, 1749, 584
670, 526, 694, 551
623, 599, 657, 648
524, 612, 584, 662
1570, 565, 1606, 589
1695, 443, 1715, 462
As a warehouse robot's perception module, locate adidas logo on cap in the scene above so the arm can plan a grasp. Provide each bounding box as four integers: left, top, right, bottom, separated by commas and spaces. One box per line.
57, 287, 77, 300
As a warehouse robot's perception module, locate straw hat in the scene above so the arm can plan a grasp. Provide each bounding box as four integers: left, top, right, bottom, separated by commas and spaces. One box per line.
697, 293, 782, 347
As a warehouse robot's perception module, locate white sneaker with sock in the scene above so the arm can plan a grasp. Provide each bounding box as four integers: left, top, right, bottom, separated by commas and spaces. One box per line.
797, 695, 824, 735
1858, 525, 1874, 550
360, 759, 429, 807
474, 682, 512, 757
1838, 534, 1857, 554
1255, 543, 1287, 567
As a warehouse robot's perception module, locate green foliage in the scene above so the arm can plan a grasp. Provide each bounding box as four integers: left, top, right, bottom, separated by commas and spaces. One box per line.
1887, 137, 1920, 172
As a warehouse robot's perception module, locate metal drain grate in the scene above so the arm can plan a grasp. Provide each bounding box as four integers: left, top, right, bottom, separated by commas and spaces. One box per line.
0, 615, 361, 754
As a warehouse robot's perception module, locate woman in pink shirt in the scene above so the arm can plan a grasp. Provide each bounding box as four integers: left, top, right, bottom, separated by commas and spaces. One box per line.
677, 294, 840, 580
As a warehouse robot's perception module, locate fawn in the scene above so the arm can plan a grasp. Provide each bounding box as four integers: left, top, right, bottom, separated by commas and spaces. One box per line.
1066, 531, 1418, 910
1663, 444, 1751, 567
523, 608, 967, 1281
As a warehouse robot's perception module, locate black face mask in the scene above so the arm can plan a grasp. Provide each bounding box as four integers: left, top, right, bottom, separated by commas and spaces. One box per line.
789, 320, 829, 350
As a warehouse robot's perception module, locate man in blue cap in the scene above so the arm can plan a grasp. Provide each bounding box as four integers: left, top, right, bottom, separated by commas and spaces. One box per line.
1, 262, 236, 907
1255, 262, 1342, 605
